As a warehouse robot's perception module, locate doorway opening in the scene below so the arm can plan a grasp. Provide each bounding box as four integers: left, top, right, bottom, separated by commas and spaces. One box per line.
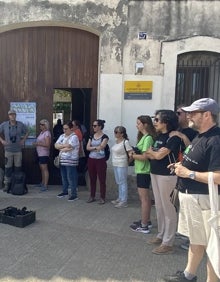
51, 87, 92, 184
53, 88, 91, 130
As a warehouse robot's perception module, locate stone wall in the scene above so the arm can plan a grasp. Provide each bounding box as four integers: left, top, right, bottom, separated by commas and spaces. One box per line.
0, 0, 219, 75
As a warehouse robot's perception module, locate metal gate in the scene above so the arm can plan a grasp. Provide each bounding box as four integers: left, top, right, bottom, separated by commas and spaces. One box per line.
175, 51, 220, 108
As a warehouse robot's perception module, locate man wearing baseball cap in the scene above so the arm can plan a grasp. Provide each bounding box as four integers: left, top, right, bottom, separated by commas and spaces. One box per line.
0, 109, 29, 192
163, 98, 220, 282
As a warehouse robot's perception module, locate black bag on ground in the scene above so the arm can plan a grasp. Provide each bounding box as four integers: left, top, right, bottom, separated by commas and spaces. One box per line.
10, 172, 28, 195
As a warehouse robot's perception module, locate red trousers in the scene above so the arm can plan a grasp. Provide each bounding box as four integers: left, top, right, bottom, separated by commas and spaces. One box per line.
87, 157, 107, 200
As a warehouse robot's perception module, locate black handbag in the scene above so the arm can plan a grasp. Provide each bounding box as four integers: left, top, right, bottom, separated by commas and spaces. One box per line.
170, 187, 179, 212
168, 153, 179, 211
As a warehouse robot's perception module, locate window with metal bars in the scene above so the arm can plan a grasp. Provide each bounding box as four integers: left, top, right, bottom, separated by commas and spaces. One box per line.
175, 51, 220, 109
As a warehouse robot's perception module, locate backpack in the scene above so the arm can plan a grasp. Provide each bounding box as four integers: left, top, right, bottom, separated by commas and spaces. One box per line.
10, 172, 28, 195
101, 135, 110, 161
104, 144, 110, 161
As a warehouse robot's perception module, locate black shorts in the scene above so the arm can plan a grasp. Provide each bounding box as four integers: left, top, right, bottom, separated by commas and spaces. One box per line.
38, 156, 49, 164
136, 174, 151, 189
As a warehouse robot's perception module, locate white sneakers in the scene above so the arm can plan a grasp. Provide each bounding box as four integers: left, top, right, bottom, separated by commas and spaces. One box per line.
114, 201, 128, 208
111, 199, 128, 208
111, 199, 120, 205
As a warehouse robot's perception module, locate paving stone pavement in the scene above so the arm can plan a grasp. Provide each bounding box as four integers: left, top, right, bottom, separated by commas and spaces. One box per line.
0, 185, 207, 282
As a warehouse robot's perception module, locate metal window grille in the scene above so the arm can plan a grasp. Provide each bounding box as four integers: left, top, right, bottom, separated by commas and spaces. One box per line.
175, 52, 220, 109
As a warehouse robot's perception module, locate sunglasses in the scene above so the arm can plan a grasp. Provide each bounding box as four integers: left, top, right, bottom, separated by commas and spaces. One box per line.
154, 118, 160, 123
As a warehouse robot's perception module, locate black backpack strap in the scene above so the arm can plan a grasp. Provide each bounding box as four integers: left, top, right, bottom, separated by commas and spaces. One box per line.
101, 134, 109, 141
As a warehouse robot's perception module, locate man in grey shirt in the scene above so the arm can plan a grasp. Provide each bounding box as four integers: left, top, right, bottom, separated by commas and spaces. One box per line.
0, 109, 29, 192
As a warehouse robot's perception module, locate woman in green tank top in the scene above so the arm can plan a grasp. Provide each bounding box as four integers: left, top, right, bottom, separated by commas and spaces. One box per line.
129, 115, 156, 234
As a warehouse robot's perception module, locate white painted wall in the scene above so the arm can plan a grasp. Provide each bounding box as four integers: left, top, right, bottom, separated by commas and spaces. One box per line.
99, 74, 123, 147
99, 35, 220, 174
99, 73, 164, 156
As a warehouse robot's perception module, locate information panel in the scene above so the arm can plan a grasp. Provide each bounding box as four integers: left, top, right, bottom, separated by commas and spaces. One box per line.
124, 81, 153, 100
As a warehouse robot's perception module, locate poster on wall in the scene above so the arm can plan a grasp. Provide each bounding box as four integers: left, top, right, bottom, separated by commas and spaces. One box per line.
10, 102, 36, 141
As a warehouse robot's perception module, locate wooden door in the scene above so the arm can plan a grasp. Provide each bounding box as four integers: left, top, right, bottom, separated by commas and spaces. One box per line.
0, 26, 99, 183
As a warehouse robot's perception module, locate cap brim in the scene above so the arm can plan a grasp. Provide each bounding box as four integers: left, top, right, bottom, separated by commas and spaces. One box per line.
181, 105, 199, 112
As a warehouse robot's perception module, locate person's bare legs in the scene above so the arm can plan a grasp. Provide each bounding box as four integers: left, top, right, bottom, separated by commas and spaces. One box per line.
206, 259, 219, 282
138, 187, 151, 225
185, 244, 219, 282
185, 244, 205, 275
39, 163, 49, 187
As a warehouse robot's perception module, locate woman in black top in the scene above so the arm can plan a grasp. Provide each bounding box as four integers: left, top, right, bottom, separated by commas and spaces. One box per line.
86, 119, 109, 204
146, 110, 181, 255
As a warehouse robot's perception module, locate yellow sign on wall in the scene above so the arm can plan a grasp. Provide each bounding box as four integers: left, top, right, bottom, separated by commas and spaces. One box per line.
124, 81, 153, 100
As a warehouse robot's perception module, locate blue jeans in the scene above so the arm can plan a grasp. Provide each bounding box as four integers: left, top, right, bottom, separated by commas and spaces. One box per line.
60, 165, 78, 197
113, 166, 128, 202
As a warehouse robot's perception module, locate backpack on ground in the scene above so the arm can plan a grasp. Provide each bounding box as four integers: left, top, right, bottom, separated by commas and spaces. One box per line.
10, 172, 28, 195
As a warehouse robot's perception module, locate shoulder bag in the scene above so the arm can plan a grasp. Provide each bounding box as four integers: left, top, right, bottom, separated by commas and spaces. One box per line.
54, 152, 61, 168
123, 140, 134, 166
168, 153, 179, 212
202, 172, 220, 278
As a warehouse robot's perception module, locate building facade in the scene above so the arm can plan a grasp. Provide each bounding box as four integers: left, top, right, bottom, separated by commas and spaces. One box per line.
0, 0, 219, 182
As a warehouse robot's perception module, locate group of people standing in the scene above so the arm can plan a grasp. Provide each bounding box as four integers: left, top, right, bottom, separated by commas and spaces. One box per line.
38, 118, 109, 204
99, 99, 220, 282
112, 111, 185, 255
0, 98, 219, 282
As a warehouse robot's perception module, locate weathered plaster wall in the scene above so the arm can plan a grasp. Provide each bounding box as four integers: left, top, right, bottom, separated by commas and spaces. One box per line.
129, 1, 220, 40
0, 0, 220, 149
1, 0, 219, 75
127, 0, 220, 75
0, 0, 219, 77
0, 0, 128, 74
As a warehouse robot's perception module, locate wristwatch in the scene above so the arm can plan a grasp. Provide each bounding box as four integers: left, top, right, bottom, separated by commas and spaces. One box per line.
189, 171, 196, 180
